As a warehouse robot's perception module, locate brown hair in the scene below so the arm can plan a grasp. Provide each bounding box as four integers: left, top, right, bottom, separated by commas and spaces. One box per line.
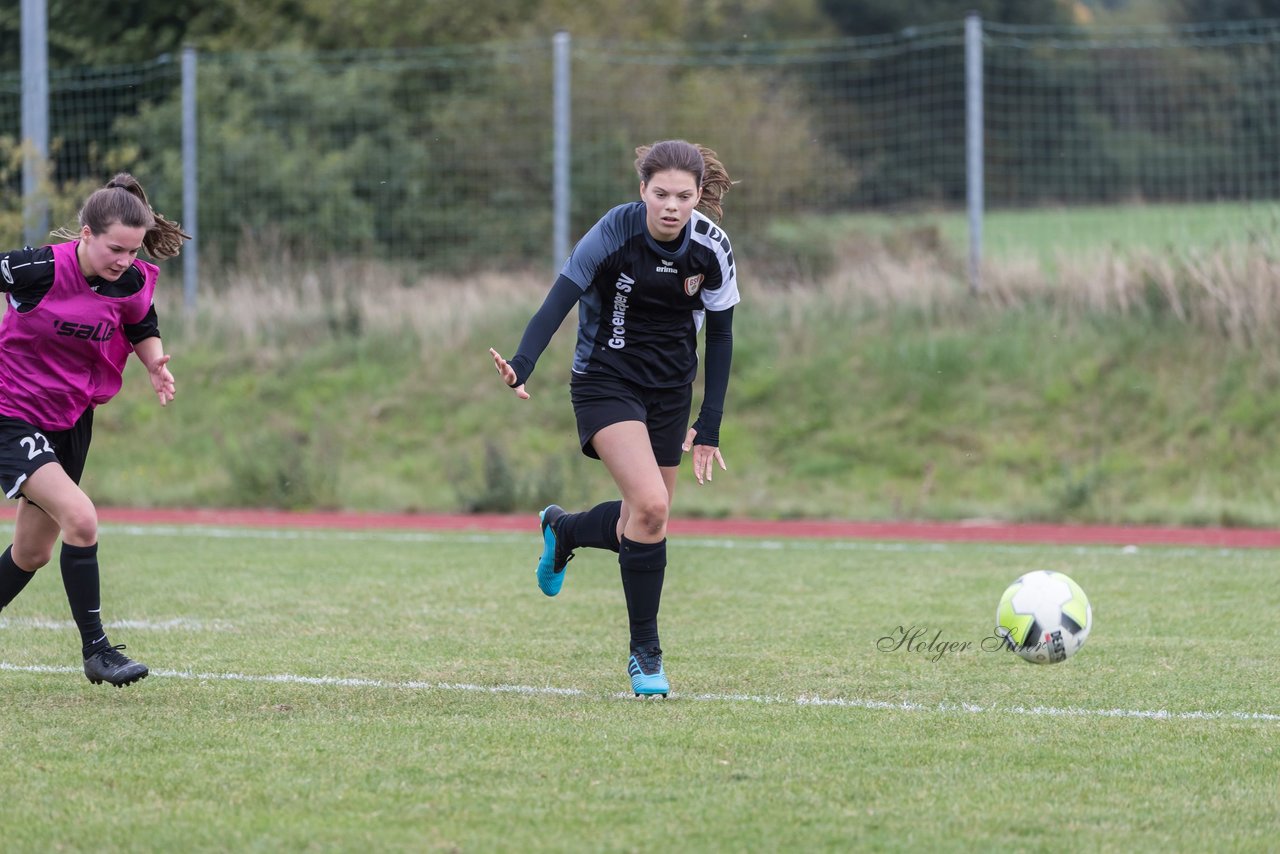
52, 172, 191, 260
634, 140, 735, 223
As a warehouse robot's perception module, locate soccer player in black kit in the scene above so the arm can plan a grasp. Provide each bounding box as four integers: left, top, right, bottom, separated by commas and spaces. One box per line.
490, 139, 738, 697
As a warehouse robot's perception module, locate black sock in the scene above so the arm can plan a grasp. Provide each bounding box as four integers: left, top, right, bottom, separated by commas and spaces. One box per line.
60, 542, 108, 657
559, 500, 622, 553
0, 545, 37, 612
619, 536, 666, 650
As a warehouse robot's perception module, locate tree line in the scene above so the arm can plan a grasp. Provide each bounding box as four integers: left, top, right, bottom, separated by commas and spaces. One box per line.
12, 1, 1280, 72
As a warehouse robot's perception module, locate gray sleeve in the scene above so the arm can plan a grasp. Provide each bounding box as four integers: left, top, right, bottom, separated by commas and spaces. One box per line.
559, 206, 629, 289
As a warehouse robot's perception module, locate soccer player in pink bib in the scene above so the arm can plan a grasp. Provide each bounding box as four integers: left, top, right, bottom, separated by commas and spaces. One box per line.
0, 173, 188, 687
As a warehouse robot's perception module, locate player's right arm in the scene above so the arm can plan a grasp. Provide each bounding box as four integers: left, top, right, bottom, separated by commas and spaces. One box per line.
0, 246, 56, 307
490, 207, 626, 399
490, 275, 581, 399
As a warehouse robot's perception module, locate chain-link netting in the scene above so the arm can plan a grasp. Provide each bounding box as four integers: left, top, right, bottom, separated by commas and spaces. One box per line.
3, 20, 1280, 268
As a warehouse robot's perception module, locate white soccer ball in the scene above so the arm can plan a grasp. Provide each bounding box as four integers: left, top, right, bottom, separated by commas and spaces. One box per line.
995, 570, 1092, 664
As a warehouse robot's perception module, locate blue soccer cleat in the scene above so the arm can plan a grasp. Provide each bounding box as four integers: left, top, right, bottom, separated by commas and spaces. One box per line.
628, 646, 669, 698
536, 504, 574, 596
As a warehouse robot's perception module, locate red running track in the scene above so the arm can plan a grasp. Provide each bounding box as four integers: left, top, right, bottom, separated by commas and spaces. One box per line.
0, 506, 1276, 549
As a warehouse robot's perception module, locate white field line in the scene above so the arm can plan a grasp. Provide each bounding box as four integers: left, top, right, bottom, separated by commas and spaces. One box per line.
1, 522, 1267, 721
0, 617, 233, 632
1, 661, 1276, 723
78, 523, 1267, 561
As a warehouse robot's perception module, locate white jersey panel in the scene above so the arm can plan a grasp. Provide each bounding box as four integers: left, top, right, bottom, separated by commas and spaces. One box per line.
689, 211, 740, 313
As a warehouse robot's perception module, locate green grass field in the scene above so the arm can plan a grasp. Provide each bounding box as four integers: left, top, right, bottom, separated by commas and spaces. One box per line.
1, 520, 1277, 851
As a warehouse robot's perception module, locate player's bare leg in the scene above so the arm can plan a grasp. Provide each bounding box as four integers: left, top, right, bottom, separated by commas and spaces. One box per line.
594, 422, 676, 697
19, 464, 147, 687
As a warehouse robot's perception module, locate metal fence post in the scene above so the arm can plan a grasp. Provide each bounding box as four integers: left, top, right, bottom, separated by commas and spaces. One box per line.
21, 0, 49, 246
552, 31, 571, 267
182, 45, 199, 315
965, 12, 984, 295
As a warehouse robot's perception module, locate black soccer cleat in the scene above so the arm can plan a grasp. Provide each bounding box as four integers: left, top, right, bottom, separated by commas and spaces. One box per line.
84, 644, 149, 687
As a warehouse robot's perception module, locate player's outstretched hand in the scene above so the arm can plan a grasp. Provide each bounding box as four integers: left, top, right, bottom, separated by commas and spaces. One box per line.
149, 354, 175, 406
682, 427, 726, 485
489, 348, 529, 400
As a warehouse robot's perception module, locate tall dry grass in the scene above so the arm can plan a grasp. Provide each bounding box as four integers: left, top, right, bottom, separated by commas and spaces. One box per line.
165, 232, 1280, 355
166, 258, 541, 356
983, 243, 1280, 350
773, 230, 1280, 353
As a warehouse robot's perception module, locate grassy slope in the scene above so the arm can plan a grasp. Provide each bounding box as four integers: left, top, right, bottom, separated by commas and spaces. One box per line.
63, 200, 1280, 524
83, 272, 1280, 526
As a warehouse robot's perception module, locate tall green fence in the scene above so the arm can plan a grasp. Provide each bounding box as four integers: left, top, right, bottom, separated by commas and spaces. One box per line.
3, 19, 1280, 271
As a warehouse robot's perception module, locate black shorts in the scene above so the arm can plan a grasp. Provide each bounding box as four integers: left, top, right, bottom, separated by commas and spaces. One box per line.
570, 372, 692, 467
0, 410, 94, 500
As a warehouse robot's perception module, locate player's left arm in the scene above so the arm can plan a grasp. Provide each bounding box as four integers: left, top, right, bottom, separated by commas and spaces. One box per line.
683, 223, 740, 484
128, 317, 174, 407
683, 305, 733, 485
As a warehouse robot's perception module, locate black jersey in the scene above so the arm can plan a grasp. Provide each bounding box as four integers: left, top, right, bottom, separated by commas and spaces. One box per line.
560, 202, 739, 388
0, 245, 160, 342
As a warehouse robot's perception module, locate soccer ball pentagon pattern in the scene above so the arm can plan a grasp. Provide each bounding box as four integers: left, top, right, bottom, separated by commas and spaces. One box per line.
995, 570, 1092, 664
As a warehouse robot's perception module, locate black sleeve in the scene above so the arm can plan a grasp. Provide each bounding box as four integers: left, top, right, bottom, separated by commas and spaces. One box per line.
0, 246, 56, 307
692, 306, 734, 447
507, 274, 582, 387
124, 304, 160, 345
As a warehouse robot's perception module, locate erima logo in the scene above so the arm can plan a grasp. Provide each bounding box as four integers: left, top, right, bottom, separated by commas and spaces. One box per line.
1, 259, 11, 285
655, 259, 678, 274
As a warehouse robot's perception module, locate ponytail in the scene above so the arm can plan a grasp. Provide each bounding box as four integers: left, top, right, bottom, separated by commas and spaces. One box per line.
52, 172, 191, 260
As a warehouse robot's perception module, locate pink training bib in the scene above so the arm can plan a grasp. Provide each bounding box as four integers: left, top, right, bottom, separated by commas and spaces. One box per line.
0, 240, 158, 431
